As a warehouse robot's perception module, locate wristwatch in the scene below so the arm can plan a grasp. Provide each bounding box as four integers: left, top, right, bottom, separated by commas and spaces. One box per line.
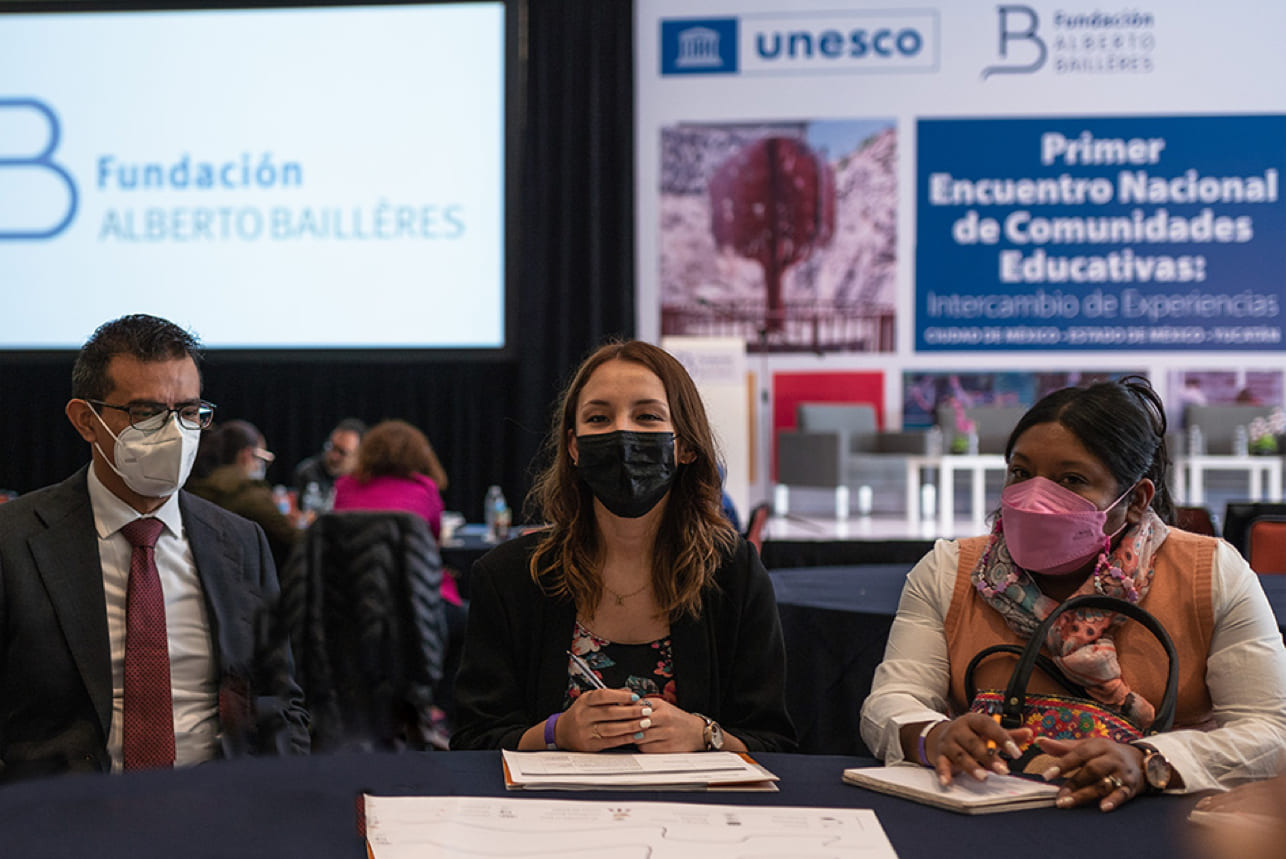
694, 714, 724, 751
1134, 743, 1173, 792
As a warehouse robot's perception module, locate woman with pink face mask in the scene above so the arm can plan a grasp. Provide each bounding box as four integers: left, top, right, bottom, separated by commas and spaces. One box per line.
861, 377, 1286, 811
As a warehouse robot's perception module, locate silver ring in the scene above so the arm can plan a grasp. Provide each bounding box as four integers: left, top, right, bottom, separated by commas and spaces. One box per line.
1101, 774, 1124, 792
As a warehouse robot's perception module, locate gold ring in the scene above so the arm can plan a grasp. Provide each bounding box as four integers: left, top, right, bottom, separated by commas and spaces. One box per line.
591, 725, 602, 740
1101, 774, 1124, 792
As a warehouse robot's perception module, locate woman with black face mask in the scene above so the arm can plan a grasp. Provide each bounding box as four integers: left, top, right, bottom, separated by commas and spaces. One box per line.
450, 340, 796, 754
860, 377, 1286, 812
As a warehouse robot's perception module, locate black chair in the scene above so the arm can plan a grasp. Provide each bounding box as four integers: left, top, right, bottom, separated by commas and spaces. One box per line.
1223, 502, 1286, 562
274, 511, 447, 752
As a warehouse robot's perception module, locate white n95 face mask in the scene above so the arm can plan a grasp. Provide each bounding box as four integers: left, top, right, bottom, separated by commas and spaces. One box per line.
92, 408, 201, 497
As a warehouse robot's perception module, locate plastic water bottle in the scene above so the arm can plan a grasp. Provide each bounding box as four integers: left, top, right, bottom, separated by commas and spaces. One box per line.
921, 483, 937, 519
484, 485, 510, 541
1187, 424, 1205, 456
835, 485, 850, 520
925, 425, 943, 456
773, 484, 789, 516
1233, 425, 1249, 457
857, 485, 873, 517
966, 427, 980, 456
300, 481, 324, 514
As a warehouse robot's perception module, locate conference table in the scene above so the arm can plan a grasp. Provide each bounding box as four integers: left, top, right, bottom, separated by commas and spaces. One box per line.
438, 523, 499, 599
770, 564, 1286, 757
0, 749, 1202, 858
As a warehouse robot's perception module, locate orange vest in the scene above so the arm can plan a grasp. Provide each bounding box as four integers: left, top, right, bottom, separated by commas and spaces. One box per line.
943, 529, 1217, 731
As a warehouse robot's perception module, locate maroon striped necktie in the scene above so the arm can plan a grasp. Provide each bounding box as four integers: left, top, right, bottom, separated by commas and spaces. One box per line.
119, 517, 176, 770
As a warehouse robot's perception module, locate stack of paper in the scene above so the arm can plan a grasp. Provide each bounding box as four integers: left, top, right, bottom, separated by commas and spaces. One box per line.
843, 765, 1060, 814
501, 749, 779, 791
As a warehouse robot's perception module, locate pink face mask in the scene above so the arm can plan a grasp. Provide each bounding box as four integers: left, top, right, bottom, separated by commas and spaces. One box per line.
1000, 476, 1134, 576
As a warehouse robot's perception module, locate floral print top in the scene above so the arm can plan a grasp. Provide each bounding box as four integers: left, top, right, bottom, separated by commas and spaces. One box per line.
564, 618, 677, 708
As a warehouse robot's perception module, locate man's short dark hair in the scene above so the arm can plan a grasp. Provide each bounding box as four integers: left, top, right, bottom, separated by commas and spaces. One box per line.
331, 418, 368, 439
71, 314, 203, 401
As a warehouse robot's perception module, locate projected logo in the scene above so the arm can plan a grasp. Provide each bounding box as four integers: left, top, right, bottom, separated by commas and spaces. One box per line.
661, 11, 937, 76
661, 18, 738, 75
0, 99, 78, 240
982, 5, 1157, 79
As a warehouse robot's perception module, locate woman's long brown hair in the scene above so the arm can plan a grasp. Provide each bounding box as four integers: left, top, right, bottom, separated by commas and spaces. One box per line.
526, 340, 737, 620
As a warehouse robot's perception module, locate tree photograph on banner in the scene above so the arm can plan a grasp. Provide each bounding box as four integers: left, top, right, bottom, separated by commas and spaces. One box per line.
659, 119, 895, 354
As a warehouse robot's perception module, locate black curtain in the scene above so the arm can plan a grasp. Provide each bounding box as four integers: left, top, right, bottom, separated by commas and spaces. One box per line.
0, 0, 635, 523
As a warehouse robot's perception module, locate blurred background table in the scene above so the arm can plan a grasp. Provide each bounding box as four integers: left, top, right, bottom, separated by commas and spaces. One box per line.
770, 564, 909, 756
1172, 454, 1283, 506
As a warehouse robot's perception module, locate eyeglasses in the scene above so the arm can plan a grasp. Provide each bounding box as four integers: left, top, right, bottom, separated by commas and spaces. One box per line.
252, 447, 276, 464
323, 440, 356, 457
88, 399, 217, 432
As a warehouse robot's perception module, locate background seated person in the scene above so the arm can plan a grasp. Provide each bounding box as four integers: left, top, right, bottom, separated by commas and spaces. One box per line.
451, 340, 795, 754
291, 418, 365, 513
186, 420, 302, 571
330, 418, 460, 725
332, 419, 448, 540
860, 376, 1286, 812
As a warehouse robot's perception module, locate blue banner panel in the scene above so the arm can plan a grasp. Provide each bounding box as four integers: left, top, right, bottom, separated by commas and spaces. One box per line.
915, 116, 1286, 351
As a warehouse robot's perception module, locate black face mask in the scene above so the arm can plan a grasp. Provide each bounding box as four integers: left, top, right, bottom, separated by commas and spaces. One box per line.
575, 430, 678, 519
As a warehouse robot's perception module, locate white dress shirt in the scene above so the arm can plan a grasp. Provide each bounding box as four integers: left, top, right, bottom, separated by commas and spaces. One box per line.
859, 537, 1286, 793
87, 467, 219, 771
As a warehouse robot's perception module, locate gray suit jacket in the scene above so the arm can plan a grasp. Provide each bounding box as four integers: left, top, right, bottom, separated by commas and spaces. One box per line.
0, 466, 310, 782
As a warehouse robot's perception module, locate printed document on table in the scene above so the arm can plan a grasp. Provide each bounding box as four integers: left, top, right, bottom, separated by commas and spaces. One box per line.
363, 795, 899, 859
501, 749, 779, 790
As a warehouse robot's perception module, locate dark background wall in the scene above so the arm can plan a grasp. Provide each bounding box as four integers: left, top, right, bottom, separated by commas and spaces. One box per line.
0, 0, 634, 522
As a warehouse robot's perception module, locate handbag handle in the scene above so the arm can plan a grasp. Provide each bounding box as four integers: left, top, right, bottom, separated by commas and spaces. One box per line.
988, 594, 1178, 735
964, 644, 1088, 703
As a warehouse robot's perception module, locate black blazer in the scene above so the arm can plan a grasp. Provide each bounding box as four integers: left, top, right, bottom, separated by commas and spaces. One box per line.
450, 532, 796, 752
0, 466, 310, 783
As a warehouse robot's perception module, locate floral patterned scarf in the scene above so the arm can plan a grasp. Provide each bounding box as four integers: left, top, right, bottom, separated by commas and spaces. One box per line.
969, 508, 1169, 728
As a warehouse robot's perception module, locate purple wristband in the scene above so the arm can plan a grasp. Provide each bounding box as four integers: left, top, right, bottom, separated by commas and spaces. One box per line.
544, 713, 561, 750
917, 720, 944, 767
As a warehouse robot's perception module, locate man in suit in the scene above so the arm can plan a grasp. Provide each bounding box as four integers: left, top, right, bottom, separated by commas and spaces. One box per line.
0, 314, 309, 782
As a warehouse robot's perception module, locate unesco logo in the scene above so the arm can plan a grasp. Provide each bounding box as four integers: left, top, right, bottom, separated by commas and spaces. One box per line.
661, 12, 936, 77
661, 18, 739, 75
0, 98, 78, 240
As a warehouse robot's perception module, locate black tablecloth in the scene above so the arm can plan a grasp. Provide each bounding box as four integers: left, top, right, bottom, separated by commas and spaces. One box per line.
0, 750, 1199, 858
761, 538, 934, 570
771, 565, 909, 756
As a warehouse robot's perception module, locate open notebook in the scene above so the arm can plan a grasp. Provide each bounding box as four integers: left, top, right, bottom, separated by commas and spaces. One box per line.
843, 765, 1060, 814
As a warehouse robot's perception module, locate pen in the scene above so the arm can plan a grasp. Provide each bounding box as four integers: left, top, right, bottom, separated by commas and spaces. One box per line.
567, 650, 608, 690
987, 713, 1002, 753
